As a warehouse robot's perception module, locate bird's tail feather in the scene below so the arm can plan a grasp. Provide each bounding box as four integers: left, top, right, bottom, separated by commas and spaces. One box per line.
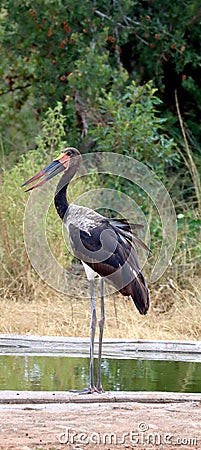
120, 272, 149, 315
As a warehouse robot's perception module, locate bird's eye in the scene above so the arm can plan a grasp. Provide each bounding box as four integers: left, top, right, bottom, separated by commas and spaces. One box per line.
66, 150, 72, 156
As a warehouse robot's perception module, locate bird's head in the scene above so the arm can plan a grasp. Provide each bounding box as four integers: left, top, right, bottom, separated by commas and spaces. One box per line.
22, 147, 81, 191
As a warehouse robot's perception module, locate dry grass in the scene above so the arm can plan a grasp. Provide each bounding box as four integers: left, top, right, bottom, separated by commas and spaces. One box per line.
0, 273, 201, 341
1, 149, 200, 343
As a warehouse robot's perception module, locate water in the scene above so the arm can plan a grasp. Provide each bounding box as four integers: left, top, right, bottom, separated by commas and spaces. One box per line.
0, 355, 200, 392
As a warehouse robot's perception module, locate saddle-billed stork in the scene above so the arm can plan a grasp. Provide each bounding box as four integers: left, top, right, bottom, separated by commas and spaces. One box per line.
22, 147, 149, 393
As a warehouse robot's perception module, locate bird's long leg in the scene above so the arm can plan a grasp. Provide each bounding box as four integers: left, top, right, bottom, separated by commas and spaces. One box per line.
70, 278, 97, 395
89, 278, 97, 392
96, 278, 105, 392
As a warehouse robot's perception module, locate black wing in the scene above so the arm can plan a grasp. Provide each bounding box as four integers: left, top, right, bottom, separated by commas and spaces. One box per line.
68, 219, 149, 315
108, 218, 151, 252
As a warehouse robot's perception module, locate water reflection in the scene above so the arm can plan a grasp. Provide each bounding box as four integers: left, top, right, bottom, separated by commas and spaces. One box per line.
0, 355, 200, 392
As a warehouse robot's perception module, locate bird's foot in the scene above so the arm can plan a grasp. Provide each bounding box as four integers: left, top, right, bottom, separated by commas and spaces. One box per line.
69, 386, 104, 395
96, 384, 104, 394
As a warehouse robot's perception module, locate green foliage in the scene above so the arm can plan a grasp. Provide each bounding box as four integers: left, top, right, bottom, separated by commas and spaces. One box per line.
176, 211, 201, 263
1, 0, 201, 147
90, 81, 177, 174
0, 94, 40, 166
0, 0, 200, 299
35, 102, 67, 160
0, 105, 67, 288
67, 47, 117, 104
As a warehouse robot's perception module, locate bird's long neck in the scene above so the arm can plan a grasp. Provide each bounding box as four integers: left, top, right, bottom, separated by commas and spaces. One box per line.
54, 164, 78, 220
54, 184, 68, 220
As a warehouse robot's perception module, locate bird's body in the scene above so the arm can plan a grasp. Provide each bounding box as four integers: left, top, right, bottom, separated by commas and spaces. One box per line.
22, 147, 150, 393
55, 193, 149, 315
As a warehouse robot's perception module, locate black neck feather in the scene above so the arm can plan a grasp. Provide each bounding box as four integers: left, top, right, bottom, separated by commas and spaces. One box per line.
54, 184, 68, 220
54, 163, 79, 220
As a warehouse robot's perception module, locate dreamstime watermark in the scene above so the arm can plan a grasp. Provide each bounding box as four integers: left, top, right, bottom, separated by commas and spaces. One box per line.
58, 422, 197, 448
23, 152, 177, 296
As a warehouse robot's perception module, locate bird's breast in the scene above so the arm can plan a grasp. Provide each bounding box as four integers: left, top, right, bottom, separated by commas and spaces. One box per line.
64, 204, 104, 234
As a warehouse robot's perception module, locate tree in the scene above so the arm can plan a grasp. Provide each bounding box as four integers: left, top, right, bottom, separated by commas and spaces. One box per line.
0, 0, 200, 207
1, 1, 201, 143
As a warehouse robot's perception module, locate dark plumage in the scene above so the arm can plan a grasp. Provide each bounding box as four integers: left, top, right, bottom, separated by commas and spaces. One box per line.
67, 218, 149, 315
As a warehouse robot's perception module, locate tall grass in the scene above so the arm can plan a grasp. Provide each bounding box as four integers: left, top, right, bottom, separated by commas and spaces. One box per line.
0, 277, 200, 340
0, 149, 200, 340
175, 90, 201, 213
0, 101, 200, 340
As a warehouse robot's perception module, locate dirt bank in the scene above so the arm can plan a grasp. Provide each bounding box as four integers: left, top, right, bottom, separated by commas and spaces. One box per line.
0, 391, 200, 450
